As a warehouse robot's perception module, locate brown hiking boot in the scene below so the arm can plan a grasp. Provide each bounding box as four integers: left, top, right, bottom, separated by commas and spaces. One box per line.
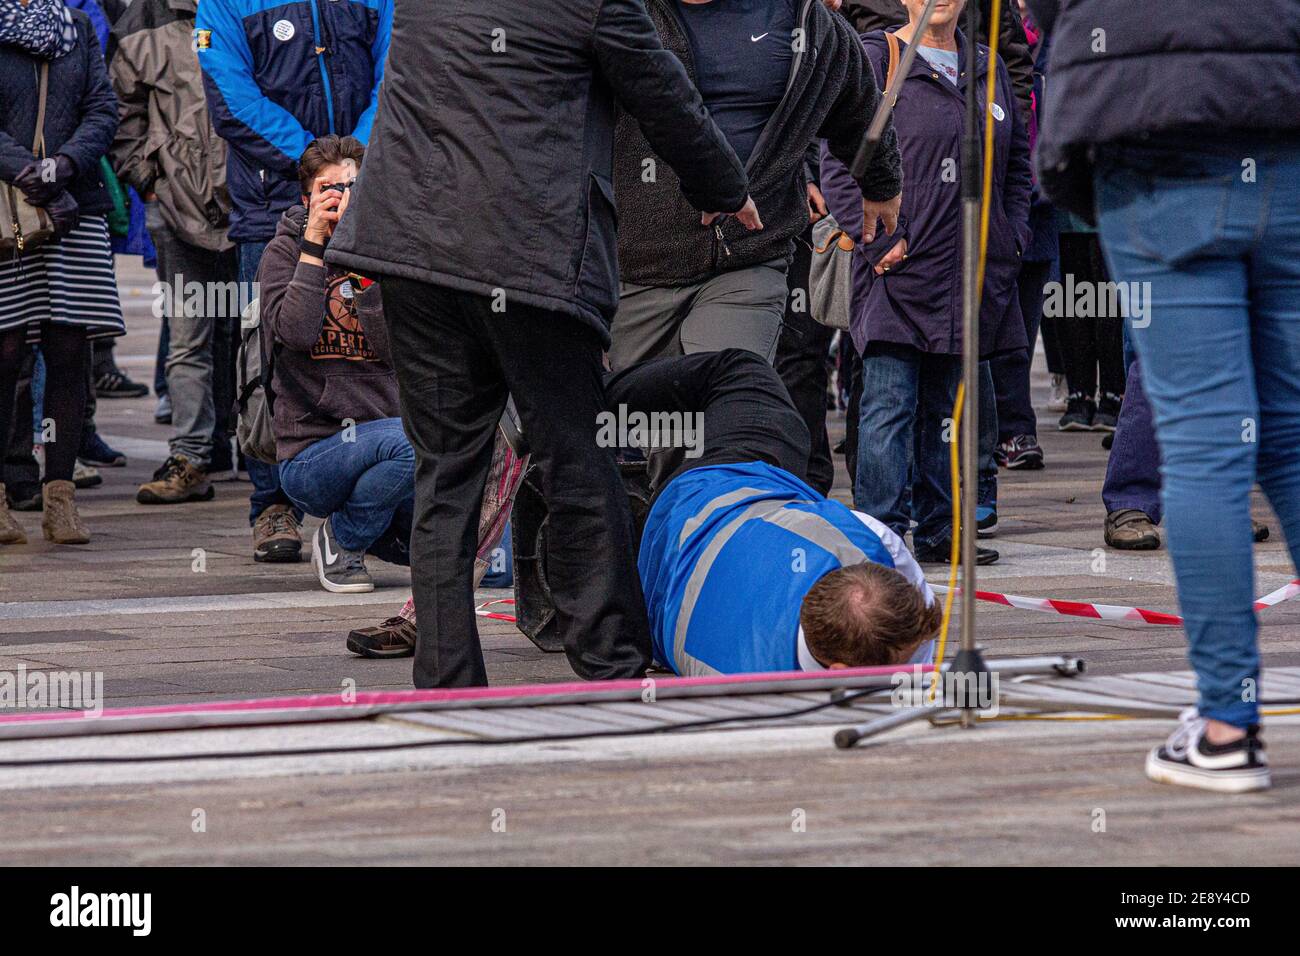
136, 455, 215, 505
347, 616, 418, 658
41, 480, 90, 544
253, 503, 302, 563
1104, 509, 1160, 551
0, 484, 27, 544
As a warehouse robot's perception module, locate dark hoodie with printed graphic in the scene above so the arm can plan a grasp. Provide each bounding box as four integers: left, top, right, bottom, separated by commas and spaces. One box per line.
257, 205, 398, 462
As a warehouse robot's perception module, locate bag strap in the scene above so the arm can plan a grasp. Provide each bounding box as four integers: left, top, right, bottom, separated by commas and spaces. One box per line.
33, 62, 49, 158
885, 31, 900, 98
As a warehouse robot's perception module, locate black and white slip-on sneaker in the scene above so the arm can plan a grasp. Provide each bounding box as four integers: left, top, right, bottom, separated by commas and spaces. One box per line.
1146, 707, 1270, 793
312, 518, 374, 594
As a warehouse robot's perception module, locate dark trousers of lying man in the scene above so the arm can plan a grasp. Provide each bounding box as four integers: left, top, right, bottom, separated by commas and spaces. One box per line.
592, 349, 940, 675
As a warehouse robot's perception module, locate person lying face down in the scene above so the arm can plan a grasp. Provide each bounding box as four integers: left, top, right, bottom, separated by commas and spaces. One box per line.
604, 349, 940, 676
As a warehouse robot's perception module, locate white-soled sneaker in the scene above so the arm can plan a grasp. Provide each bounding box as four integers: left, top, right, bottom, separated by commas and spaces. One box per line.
312, 517, 374, 594
1047, 373, 1069, 412
1145, 707, 1270, 793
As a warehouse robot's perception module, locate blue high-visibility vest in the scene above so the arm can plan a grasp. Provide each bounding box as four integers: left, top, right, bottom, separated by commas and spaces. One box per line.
639, 461, 897, 676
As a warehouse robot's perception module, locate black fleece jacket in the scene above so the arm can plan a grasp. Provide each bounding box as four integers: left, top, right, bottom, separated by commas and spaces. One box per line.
613, 0, 903, 287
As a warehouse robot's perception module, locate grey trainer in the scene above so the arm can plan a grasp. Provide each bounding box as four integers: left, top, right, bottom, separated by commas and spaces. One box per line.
311, 517, 374, 593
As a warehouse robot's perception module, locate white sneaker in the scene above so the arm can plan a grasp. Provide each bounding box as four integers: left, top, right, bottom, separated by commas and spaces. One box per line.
72, 460, 102, 489
1145, 707, 1270, 793
1047, 373, 1068, 412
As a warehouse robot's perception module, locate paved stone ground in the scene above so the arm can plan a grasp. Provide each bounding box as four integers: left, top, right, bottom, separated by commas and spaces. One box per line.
1, 260, 1298, 865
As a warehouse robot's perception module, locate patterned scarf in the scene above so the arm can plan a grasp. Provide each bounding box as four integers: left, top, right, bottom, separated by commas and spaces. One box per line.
0, 0, 78, 59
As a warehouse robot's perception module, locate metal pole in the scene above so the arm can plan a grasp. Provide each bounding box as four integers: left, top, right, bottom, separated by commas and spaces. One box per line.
954, 0, 987, 728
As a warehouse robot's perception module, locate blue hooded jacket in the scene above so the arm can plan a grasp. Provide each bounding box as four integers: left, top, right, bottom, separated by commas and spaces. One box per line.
195, 0, 392, 241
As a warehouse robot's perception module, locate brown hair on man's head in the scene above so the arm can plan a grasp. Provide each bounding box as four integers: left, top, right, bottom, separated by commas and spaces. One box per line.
298, 135, 366, 197
799, 562, 941, 668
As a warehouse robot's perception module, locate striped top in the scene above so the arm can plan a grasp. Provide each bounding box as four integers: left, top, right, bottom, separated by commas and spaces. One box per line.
0, 215, 125, 340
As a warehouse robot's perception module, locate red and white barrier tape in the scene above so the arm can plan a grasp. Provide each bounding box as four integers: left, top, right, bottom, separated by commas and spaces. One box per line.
478, 581, 1300, 629
475, 597, 517, 624
931, 579, 1300, 627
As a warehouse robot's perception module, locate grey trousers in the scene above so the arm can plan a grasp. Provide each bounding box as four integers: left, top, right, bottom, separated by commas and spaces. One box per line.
609, 259, 789, 372
609, 259, 788, 483
147, 205, 238, 468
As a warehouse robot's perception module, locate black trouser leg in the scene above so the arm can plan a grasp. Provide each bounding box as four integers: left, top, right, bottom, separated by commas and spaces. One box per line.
1057, 233, 1115, 399
382, 278, 651, 687
1040, 313, 1064, 375
37, 324, 89, 484
382, 280, 504, 688
774, 234, 834, 494
0, 330, 26, 479
81, 341, 98, 447
2, 346, 40, 489
843, 345, 863, 493
481, 301, 653, 682
604, 349, 810, 489
991, 259, 1050, 441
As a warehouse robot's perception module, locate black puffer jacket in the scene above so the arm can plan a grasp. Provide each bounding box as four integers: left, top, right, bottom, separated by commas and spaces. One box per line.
613, 0, 902, 287
0, 11, 119, 216
1027, 0, 1300, 219
328, 0, 749, 346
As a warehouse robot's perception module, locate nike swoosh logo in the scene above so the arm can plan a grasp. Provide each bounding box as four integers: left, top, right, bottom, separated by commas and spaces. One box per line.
751, 32, 769, 42
322, 532, 338, 566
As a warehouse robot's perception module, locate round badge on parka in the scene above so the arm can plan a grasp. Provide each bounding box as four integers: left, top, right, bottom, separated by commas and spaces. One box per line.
273, 19, 295, 41
991, 102, 1005, 122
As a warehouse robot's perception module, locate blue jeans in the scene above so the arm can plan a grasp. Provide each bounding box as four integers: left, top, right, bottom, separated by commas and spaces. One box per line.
279, 417, 416, 560
1094, 138, 1300, 728
239, 239, 300, 524
856, 343, 961, 551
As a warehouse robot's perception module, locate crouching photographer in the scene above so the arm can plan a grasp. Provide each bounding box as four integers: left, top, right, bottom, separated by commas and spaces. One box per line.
258, 135, 527, 657
257, 134, 405, 594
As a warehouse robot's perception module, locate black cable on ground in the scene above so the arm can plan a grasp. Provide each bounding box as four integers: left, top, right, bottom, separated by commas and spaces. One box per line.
0, 688, 897, 768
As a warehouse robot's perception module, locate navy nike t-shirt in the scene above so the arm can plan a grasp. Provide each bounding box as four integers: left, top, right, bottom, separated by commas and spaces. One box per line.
675, 0, 797, 166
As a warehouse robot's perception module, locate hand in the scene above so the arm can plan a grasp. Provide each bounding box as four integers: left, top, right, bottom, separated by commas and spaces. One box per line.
14, 155, 75, 206
46, 191, 80, 238
702, 195, 763, 231
304, 176, 343, 242
142, 191, 158, 202
862, 192, 901, 243
873, 237, 908, 275
822, 0, 843, 10
806, 182, 828, 224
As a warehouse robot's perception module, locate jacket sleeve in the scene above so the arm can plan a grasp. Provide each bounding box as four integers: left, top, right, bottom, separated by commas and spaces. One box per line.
999, 57, 1033, 254
0, 125, 36, 181
994, 0, 1035, 125
106, 30, 157, 194
591, 0, 748, 214
815, 12, 903, 202
259, 237, 331, 353
195, 0, 312, 175
56, 24, 120, 178
820, 139, 908, 264
347, 0, 392, 144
